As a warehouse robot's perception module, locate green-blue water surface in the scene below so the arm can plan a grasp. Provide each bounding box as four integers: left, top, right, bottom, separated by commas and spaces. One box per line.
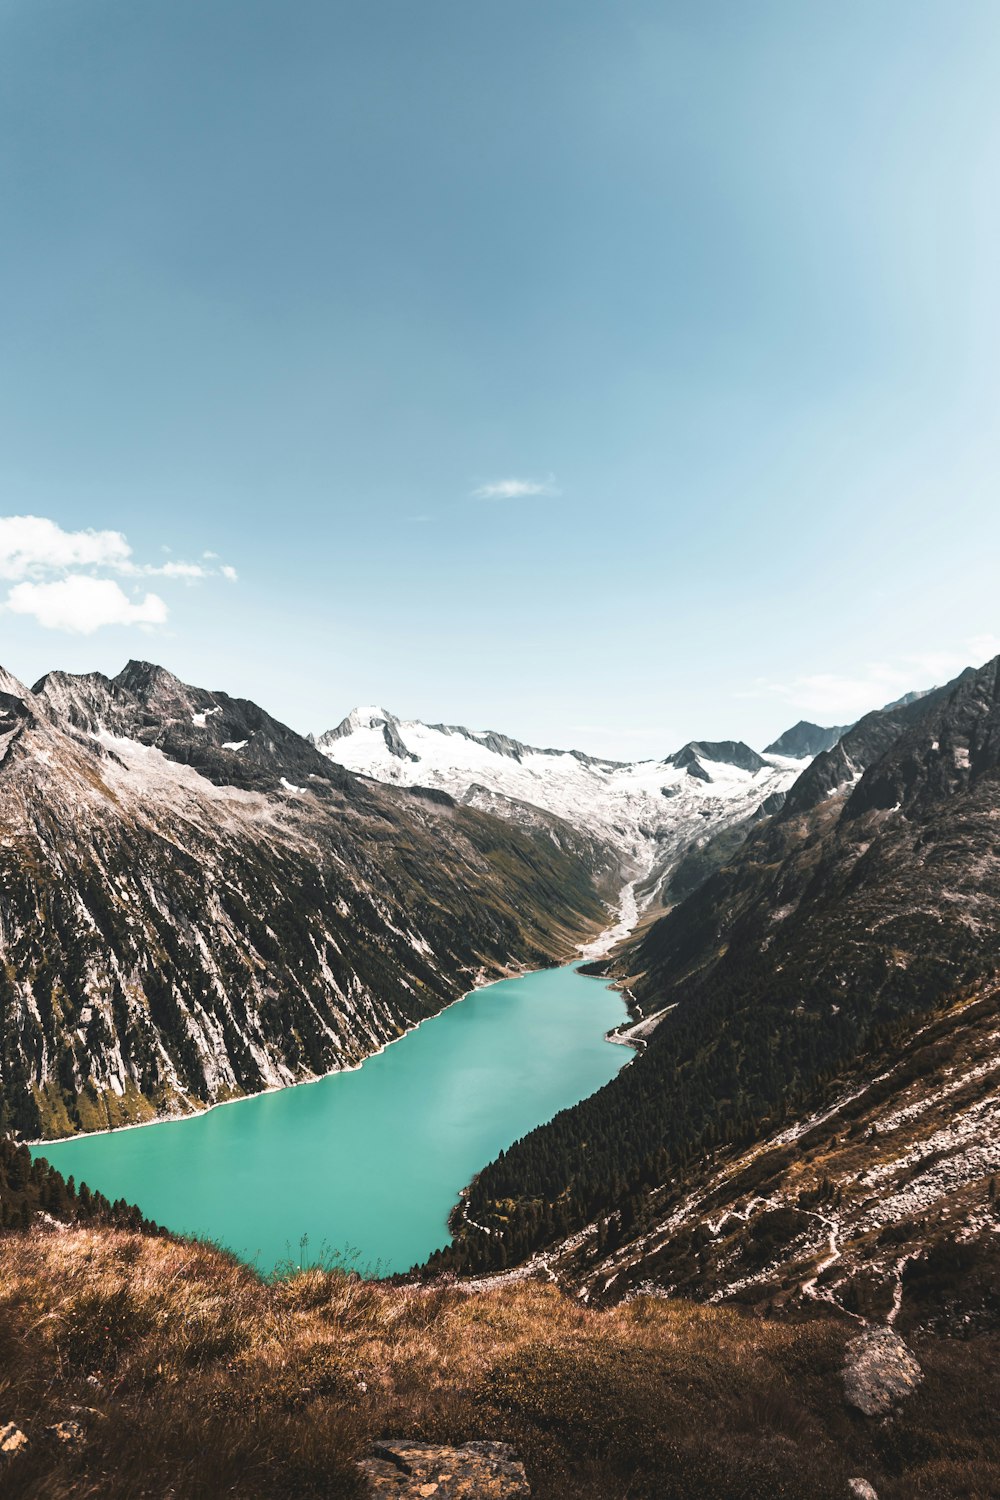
33, 965, 629, 1274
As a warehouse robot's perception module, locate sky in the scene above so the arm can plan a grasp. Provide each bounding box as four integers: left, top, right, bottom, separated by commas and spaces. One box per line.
2, 0, 1000, 759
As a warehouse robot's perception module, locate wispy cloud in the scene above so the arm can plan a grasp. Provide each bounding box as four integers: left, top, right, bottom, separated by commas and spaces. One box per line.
739, 634, 1000, 723
471, 475, 560, 500
0, 515, 237, 633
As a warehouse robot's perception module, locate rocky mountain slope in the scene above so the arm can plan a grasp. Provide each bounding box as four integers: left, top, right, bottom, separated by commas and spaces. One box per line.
316, 705, 814, 899
0, 661, 615, 1140
438, 655, 1000, 1311
506, 981, 1000, 1330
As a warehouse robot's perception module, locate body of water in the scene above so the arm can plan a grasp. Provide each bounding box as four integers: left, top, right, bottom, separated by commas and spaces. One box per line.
33, 964, 630, 1274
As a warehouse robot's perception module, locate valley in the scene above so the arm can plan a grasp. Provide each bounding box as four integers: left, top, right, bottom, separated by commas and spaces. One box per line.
5, 651, 1000, 1498
0, 658, 809, 1145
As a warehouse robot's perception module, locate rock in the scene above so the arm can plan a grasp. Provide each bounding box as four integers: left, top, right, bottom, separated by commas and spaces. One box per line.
843, 1327, 923, 1416
0, 1422, 29, 1456
848, 1480, 879, 1499
46, 1419, 85, 1446
359, 1440, 530, 1497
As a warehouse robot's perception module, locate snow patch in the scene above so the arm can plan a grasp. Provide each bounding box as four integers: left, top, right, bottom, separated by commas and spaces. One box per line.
191, 706, 223, 728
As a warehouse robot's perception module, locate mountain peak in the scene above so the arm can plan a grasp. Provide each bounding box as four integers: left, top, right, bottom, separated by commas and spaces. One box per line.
764, 720, 850, 759
322, 705, 393, 738
113, 659, 187, 701
318, 706, 416, 763
0, 664, 32, 702
32, 670, 124, 734
668, 740, 766, 776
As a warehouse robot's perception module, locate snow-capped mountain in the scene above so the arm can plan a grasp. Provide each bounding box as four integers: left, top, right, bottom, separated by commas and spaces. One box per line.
315, 707, 817, 898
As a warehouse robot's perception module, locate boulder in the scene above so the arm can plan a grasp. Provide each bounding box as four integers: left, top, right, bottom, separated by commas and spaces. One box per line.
46, 1419, 85, 1446
847, 1481, 879, 1499
843, 1327, 922, 1416
0, 1422, 28, 1456
360, 1440, 530, 1497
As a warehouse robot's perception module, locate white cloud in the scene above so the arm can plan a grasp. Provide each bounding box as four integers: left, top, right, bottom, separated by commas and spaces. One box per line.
124, 559, 239, 581
741, 634, 1000, 724
0, 516, 132, 580
141, 561, 211, 580
471, 476, 560, 500
6, 576, 168, 634
0, 514, 237, 631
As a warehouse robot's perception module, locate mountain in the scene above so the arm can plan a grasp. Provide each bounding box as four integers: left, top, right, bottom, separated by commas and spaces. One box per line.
316, 706, 812, 899
437, 655, 1000, 1320
764, 719, 850, 758
0, 661, 614, 1140
499, 978, 1000, 1330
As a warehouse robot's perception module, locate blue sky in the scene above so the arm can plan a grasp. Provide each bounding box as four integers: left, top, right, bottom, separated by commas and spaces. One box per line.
2, 0, 999, 757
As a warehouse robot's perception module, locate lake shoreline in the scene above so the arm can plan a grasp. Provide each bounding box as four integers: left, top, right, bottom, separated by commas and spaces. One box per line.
30, 882, 639, 1151
27, 957, 546, 1150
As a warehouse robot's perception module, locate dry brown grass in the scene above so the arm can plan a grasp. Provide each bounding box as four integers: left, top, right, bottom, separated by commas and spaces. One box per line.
1, 1227, 997, 1498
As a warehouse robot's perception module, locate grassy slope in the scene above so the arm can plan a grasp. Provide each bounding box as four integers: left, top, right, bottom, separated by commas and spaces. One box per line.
1, 1227, 998, 1499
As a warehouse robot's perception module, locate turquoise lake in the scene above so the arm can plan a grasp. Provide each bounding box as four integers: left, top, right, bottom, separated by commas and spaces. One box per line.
33, 965, 630, 1275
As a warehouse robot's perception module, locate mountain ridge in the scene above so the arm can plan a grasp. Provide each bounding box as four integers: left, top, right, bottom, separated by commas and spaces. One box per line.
316, 704, 825, 899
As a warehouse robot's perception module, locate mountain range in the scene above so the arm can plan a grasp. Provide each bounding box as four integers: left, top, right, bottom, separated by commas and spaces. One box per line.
315, 704, 813, 909
0, 660, 818, 1141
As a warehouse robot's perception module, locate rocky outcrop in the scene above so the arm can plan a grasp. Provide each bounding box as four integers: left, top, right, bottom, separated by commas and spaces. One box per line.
842, 1328, 923, 1416
360, 1440, 530, 1497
